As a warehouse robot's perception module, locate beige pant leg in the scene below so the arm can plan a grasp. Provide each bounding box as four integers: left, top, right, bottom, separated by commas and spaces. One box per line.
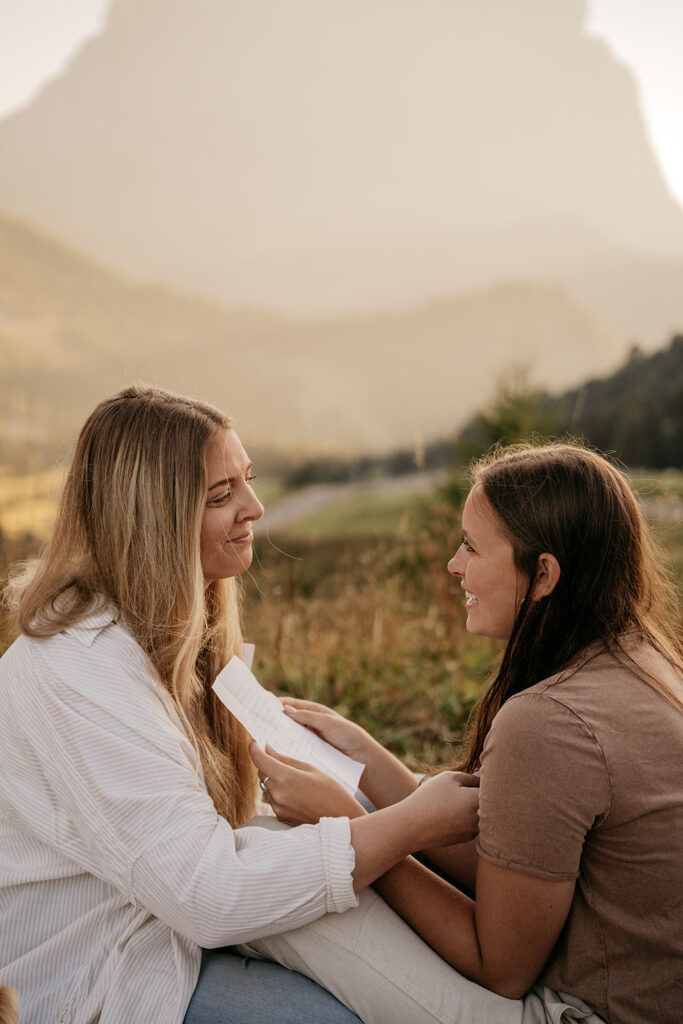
241, 815, 602, 1024
235, 884, 524, 1024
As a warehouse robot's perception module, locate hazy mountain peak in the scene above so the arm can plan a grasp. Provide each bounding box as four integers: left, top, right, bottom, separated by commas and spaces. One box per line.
0, 0, 681, 317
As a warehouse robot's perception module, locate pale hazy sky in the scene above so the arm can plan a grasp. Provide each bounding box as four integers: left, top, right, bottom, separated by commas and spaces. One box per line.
1, 0, 682, 205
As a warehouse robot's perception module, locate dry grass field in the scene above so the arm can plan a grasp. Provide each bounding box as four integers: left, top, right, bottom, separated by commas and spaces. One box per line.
0, 465, 66, 538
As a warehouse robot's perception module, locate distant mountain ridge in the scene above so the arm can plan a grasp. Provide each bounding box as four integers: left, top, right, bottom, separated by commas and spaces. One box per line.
0, 0, 682, 337
0, 214, 624, 463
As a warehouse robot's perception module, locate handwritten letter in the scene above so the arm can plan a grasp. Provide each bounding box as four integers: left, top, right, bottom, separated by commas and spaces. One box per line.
213, 656, 365, 794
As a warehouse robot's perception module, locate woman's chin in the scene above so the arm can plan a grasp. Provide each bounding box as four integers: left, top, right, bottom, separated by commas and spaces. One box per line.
465, 614, 494, 640
202, 555, 254, 584
228, 550, 254, 577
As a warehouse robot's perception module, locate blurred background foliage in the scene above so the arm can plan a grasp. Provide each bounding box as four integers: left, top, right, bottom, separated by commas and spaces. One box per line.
2, 343, 680, 766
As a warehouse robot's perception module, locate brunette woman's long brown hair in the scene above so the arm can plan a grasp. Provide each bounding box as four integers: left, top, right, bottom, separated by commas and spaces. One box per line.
5, 385, 257, 825
457, 442, 683, 773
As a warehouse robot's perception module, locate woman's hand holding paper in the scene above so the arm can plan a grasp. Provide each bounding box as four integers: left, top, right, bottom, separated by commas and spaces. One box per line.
249, 740, 366, 826
280, 699, 372, 762
281, 698, 420, 809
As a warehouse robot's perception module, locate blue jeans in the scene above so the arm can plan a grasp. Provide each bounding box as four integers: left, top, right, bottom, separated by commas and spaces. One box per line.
183, 948, 362, 1024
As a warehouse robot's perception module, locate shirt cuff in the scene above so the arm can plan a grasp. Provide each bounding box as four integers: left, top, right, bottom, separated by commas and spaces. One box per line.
319, 816, 358, 914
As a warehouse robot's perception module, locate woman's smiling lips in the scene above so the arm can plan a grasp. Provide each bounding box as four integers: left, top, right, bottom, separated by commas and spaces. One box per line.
228, 531, 253, 545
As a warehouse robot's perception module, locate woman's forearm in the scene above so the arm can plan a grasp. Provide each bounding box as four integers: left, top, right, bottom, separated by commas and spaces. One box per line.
349, 804, 422, 891
358, 747, 479, 890
349, 774, 480, 892
358, 736, 420, 808
372, 852, 577, 1000
419, 839, 479, 893
371, 857, 485, 979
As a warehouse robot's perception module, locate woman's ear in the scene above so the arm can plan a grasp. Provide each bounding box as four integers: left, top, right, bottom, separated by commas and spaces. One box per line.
531, 553, 561, 601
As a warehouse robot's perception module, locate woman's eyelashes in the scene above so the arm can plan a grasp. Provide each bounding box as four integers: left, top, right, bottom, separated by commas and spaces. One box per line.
462, 535, 475, 553
207, 473, 256, 506
208, 491, 232, 506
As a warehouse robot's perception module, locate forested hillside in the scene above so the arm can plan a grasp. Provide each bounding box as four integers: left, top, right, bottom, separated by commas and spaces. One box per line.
287, 335, 682, 483
548, 336, 682, 468
451, 334, 682, 470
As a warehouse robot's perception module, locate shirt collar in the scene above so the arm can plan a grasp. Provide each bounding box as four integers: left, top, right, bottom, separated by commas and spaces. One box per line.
64, 602, 120, 647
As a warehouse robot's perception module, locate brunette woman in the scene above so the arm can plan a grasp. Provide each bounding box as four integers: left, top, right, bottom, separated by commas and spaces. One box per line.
248, 443, 683, 1024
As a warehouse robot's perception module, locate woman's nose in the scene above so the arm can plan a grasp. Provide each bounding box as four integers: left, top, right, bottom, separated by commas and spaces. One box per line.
447, 546, 466, 577
237, 488, 264, 523
247, 492, 264, 522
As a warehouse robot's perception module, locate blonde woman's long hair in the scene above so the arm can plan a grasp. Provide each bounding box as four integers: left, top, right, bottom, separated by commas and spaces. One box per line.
5, 385, 257, 826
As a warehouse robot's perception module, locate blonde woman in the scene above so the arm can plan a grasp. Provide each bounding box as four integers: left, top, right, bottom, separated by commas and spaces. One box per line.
0, 386, 483, 1024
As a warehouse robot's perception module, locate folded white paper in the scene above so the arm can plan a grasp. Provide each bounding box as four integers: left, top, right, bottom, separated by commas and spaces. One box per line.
241, 642, 255, 669
212, 656, 365, 795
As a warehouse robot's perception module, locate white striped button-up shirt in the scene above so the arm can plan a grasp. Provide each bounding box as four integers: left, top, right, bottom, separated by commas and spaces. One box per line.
0, 607, 357, 1023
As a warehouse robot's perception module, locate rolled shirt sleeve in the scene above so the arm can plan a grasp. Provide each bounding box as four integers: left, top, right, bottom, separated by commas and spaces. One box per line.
131, 816, 357, 948
5, 625, 357, 947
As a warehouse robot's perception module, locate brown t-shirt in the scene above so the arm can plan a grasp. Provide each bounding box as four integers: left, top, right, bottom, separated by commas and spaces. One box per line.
477, 642, 683, 1024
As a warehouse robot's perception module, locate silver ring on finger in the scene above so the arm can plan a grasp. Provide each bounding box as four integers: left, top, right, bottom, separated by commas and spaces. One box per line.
259, 776, 270, 795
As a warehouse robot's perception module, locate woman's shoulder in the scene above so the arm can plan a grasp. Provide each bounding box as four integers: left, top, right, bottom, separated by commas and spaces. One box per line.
488, 687, 602, 760
2, 602, 158, 704
2, 602, 194, 763
532, 637, 682, 712
493, 638, 683, 776
4, 593, 119, 650
5, 600, 121, 657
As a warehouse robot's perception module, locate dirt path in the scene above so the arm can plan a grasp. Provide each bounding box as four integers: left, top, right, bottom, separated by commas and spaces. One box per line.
253, 469, 447, 536
254, 473, 683, 536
